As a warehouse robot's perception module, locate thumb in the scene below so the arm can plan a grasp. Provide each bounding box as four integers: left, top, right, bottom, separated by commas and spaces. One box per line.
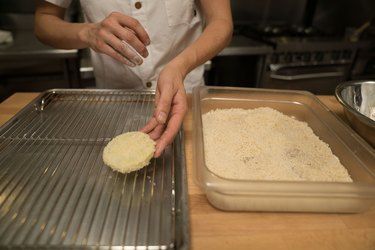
154, 88, 173, 124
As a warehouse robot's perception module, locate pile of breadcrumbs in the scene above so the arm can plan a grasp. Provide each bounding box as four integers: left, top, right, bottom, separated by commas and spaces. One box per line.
202, 107, 352, 182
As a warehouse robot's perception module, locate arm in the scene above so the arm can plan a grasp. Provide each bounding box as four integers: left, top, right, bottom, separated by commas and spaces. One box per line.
141, 0, 233, 157
34, 0, 150, 66
165, 0, 233, 80
34, 0, 87, 49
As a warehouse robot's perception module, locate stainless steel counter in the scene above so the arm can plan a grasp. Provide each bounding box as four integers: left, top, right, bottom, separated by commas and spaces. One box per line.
206, 35, 272, 87
218, 35, 273, 56
0, 30, 78, 59
0, 28, 81, 101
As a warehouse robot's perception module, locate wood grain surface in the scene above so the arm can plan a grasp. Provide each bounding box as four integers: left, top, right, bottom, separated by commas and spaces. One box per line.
1, 92, 375, 250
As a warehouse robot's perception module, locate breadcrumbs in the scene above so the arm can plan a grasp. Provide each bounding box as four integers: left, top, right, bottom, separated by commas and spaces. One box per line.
202, 107, 352, 182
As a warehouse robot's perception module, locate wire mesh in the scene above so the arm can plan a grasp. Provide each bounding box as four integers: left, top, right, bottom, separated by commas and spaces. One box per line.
0, 90, 185, 249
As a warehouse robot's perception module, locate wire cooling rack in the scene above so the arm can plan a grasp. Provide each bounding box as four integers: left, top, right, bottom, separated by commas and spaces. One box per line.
0, 89, 189, 249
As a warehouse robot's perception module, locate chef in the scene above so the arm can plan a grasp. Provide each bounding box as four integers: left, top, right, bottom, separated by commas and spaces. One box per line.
34, 0, 233, 157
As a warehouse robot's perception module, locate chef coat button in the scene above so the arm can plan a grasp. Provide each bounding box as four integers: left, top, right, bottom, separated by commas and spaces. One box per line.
146, 82, 152, 88
135, 1, 142, 9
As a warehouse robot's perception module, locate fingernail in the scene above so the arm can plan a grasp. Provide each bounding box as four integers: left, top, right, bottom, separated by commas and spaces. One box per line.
127, 60, 136, 67
133, 56, 143, 65
154, 145, 163, 158
154, 149, 160, 158
157, 112, 167, 124
145, 39, 150, 46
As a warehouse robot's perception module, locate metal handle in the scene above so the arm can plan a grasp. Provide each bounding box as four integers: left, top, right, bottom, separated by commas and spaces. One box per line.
270, 62, 350, 71
270, 71, 343, 81
204, 60, 212, 71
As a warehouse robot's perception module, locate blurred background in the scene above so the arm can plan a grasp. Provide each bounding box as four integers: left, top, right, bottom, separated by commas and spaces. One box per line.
0, 0, 374, 101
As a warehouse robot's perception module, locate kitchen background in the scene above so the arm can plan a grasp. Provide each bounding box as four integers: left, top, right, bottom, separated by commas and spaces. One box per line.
0, 0, 374, 101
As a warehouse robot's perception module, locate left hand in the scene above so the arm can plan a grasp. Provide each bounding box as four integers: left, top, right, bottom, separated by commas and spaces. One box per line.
140, 65, 188, 158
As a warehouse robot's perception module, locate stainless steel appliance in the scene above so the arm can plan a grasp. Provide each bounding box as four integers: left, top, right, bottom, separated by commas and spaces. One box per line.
259, 38, 357, 94
0, 1, 82, 101
236, 23, 357, 94
226, 0, 375, 94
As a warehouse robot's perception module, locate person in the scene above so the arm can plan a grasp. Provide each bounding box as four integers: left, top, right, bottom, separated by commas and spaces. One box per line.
34, 0, 233, 157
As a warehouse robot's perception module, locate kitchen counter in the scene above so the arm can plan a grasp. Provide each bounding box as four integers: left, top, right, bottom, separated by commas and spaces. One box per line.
0, 29, 81, 93
0, 29, 78, 60
218, 35, 273, 56
1, 92, 375, 250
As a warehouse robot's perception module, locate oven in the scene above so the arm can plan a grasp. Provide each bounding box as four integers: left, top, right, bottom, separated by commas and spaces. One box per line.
258, 44, 356, 94
234, 23, 358, 95
228, 0, 370, 95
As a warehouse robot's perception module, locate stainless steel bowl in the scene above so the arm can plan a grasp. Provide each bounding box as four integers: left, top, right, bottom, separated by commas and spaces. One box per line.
335, 80, 375, 148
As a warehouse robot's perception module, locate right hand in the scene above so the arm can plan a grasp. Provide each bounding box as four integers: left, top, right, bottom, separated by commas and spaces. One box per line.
80, 12, 150, 67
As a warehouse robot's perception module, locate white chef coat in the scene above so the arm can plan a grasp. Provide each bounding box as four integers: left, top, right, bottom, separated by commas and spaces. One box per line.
44, 0, 205, 92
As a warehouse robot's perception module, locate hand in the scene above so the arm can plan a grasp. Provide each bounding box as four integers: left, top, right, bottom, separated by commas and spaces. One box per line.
140, 66, 188, 158
80, 12, 150, 66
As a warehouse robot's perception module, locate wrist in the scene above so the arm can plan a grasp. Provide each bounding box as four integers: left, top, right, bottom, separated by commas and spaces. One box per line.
166, 58, 190, 79
77, 23, 95, 48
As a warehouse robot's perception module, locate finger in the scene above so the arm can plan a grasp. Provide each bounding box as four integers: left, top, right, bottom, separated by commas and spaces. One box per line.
102, 33, 143, 65
92, 29, 139, 66
100, 42, 137, 67
147, 123, 166, 141
120, 40, 143, 65
154, 88, 173, 125
140, 117, 166, 141
118, 28, 149, 58
116, 14, 150, 46
154, 116, 182, 157
154, 107, 186, 156
140, 117, 159, 134
139, 119, 166, 158
155, 88, 160, 106
103, 32, 144, 65
99, 13, 149, 58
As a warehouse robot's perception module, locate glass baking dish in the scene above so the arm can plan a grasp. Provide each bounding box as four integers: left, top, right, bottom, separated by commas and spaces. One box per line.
192, 86, 375, 213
